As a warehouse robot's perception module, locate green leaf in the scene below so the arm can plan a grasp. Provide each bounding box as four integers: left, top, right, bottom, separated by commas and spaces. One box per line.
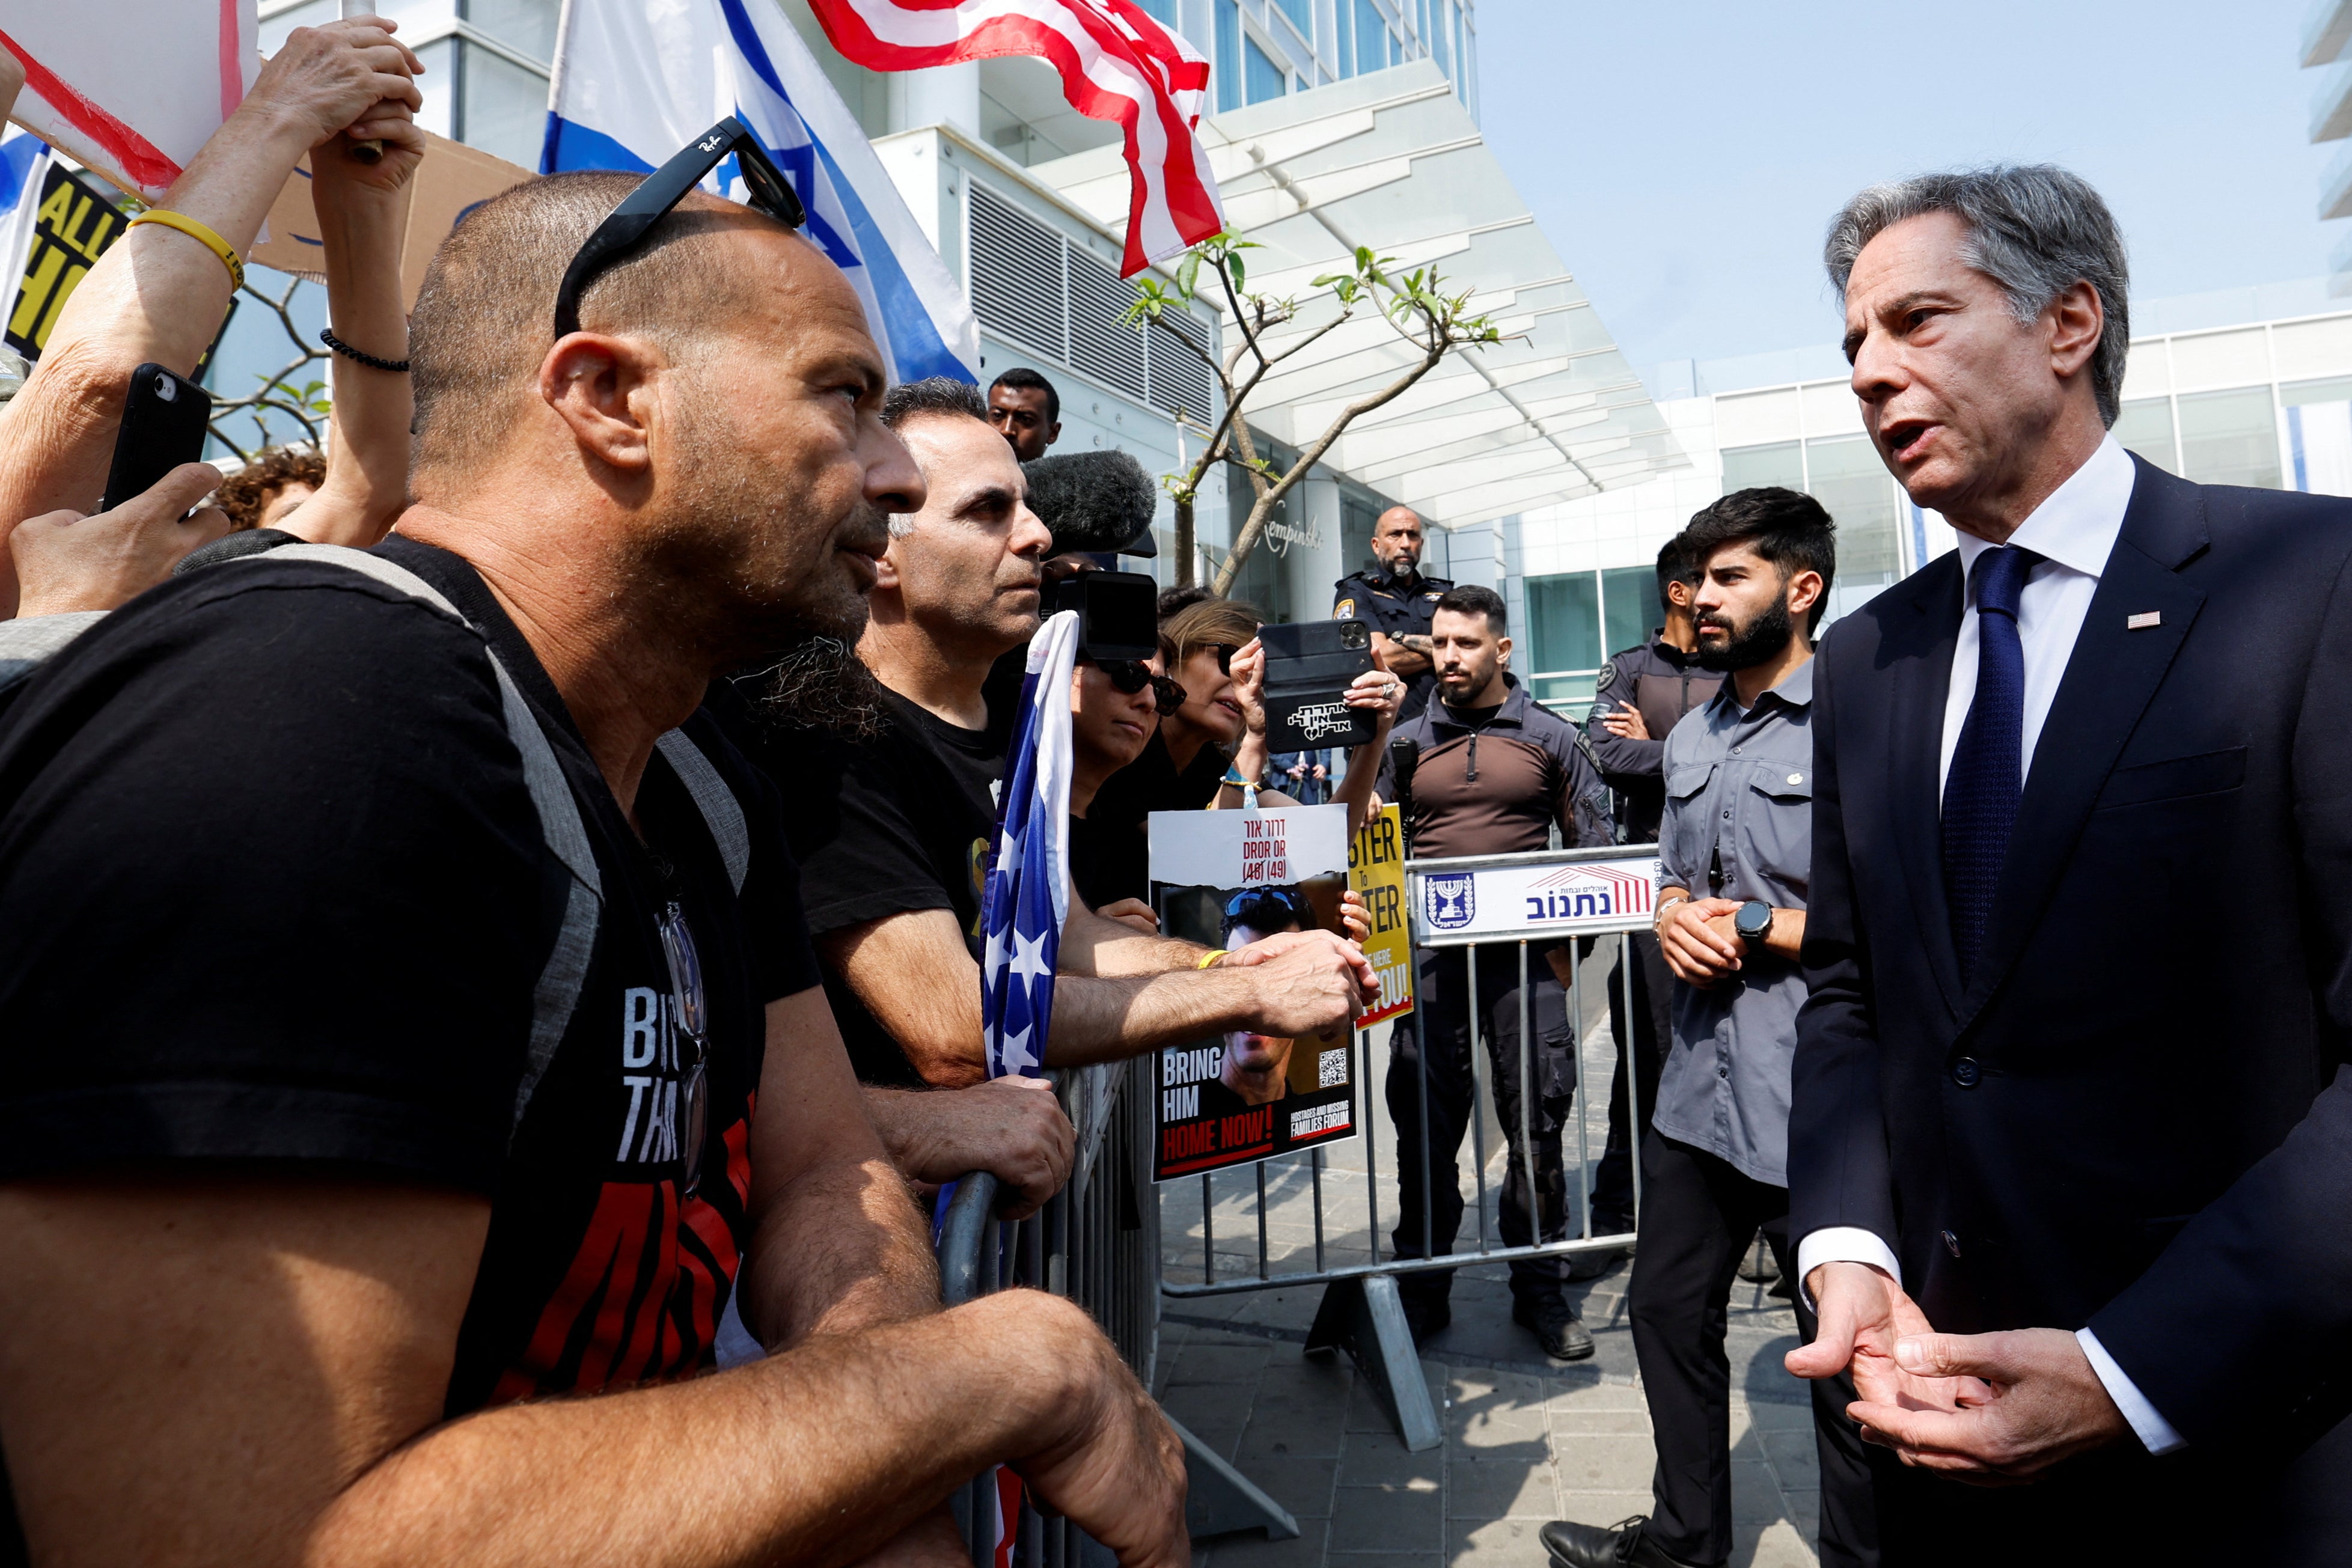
1179, 251, 1202, 296
1227, 251, 1246, 291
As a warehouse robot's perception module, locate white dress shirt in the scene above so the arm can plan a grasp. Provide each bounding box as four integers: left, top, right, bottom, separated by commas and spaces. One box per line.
1795, 436, 2186, 1456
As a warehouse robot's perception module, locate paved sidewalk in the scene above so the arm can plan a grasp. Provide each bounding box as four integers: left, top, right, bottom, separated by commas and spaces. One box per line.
1156, 945, 1821, 1568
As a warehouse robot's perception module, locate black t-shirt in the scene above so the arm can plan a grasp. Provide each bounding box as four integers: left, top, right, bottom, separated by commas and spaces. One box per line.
722, 683, 1001, 1087
0, 540, 819, 1437
1082, 731, 1230, 904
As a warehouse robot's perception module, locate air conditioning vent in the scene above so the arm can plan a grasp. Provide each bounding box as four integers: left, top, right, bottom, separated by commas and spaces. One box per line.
967, 181, 1220, 427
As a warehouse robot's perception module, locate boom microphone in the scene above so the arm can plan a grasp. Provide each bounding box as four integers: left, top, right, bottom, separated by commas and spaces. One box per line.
1022, 448, 1159, 559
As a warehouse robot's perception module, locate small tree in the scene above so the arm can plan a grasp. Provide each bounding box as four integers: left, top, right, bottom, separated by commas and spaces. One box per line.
1128, 232, 1503, 593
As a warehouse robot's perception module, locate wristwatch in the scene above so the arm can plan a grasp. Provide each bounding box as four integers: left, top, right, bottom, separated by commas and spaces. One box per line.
1732, 900, 1774, 943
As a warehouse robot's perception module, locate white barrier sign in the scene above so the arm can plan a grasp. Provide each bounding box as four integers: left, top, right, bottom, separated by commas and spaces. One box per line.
1408, 849, 1661, 946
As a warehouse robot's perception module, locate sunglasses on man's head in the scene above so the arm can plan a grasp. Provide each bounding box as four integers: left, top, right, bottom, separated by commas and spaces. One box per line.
1097, 659, 1186, 716
554, 116, 808, 340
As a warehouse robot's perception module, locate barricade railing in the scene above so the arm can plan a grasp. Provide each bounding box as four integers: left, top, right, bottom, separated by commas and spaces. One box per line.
935, 1056, 1293, 1566
1156, 843, 1661, 1451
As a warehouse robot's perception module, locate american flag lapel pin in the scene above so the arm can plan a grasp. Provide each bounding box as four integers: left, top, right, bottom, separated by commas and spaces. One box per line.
2127, 611, 2162, 630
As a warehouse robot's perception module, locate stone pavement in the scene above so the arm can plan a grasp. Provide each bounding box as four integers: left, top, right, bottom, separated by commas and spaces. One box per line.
1154, 943, 1821, 1568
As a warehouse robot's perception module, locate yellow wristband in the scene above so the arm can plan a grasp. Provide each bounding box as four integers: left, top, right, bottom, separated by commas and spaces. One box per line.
129, 209, 245, 290
1196, 948, 1229, 969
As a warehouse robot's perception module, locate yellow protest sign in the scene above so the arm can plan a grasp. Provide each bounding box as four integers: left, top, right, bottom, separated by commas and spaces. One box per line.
1349, 804, 1414, 1025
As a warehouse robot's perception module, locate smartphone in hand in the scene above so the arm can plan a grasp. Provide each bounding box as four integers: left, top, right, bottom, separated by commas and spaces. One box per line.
100, 364, 213, 513
1259, 618, 1378, 751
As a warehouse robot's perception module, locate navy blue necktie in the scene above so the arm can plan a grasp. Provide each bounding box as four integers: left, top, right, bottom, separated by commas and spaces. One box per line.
1943, 545, 2039, 978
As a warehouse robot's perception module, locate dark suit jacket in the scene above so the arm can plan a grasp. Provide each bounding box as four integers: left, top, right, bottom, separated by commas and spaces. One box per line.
1792, 457, 2352, 1550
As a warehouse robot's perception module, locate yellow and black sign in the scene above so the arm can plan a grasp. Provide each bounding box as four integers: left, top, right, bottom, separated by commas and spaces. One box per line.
7, 162, 127, 361
1349, 803, 1415, 1026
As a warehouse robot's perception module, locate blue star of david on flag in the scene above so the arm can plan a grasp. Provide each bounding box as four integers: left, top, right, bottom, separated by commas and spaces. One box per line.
980, 610, 1080, 1079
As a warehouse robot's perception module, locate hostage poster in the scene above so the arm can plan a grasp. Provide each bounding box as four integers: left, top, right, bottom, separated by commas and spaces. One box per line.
1147, 804, 1359, 1181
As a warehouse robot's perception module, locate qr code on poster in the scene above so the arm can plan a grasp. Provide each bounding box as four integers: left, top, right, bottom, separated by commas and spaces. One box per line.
1319, 1047, 1349, 1088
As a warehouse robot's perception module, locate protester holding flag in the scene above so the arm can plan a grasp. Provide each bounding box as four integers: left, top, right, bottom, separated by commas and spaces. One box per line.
0, 17, 423, 614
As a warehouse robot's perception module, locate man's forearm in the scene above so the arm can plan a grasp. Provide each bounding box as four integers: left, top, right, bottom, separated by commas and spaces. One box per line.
310, 1293, 1100, 1568
1045, 968, 1260, 1067
306, 174, 412, 545
1061, 903, 1207, 977
744, 1147, 936, 1350
1372, 633, 1431, 677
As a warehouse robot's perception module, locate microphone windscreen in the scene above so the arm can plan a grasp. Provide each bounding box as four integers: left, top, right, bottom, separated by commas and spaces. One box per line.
1023, 448, 1160, 557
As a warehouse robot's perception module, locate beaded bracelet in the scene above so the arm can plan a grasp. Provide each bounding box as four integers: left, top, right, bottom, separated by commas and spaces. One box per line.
320, 326, 410, 373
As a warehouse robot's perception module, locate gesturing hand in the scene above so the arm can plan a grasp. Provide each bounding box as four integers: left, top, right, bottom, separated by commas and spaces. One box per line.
1219, 928, 1378, 1034
1786, 1261, 1990, 1419
1845, 1328, 2131, 1484
1094, 897, 1160, 936
10, 463, 228, 617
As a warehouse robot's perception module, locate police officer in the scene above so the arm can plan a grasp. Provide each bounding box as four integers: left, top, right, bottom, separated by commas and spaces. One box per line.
1333, 505, 1452, 719
1373, 585, 1614, 1361
1581, 534, 1721, 1255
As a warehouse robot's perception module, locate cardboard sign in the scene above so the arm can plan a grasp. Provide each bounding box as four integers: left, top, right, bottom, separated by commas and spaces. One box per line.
1409, 848, 1661, 948
1349, 804, 1415, 1028
1147, 805, 1360, 1182
5, 160, 123, 359
246, 132, 533, 310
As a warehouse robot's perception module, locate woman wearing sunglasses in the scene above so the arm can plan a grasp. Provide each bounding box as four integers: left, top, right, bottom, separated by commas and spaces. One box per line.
1069, 647, 1185, 930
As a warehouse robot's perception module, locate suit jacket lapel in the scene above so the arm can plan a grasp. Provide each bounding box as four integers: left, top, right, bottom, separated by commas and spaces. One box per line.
1956, 461, 2210, 1031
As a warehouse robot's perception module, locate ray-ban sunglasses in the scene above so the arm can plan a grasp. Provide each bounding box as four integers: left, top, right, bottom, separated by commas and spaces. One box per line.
553, 116, 808, 340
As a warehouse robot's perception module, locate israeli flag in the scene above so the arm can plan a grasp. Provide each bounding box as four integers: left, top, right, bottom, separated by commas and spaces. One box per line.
542, 0, 979, 386
0, 132, 53, 315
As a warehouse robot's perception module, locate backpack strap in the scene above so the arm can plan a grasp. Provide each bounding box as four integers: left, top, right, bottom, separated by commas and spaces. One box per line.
257, 545, 604, 1139
655, 729, 750, 897
0, 611, 109, 694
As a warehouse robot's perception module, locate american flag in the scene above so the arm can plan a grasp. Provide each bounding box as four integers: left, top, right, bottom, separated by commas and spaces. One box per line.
980, 609, 1080, 1079
804, 0, 1226, 276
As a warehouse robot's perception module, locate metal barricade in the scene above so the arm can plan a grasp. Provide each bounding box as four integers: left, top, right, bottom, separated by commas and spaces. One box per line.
935, 1055, 1295, 1565
1156, 844, 1660, 1451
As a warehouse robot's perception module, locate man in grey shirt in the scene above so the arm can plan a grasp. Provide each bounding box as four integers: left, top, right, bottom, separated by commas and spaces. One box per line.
1545, 490, 1859, 1568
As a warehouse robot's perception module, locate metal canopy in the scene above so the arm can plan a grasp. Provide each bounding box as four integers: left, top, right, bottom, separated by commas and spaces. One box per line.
1030, 60, 1686, 528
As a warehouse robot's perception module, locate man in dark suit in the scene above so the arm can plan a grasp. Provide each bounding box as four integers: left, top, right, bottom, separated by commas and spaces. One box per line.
1785, 164, 2352, 1564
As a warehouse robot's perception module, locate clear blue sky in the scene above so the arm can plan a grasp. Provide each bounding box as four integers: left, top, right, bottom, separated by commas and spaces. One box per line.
1477, 0, 2330, 374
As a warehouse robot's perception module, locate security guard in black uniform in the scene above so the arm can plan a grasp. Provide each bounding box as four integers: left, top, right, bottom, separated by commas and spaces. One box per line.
1582, 535, 1721, 1252
1333, 505, 1452, 719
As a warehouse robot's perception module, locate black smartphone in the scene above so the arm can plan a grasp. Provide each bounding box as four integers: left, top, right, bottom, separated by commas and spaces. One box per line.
100, 363, 213, 513
1258, 618, 1377, 751
1046, 569, 1158, 662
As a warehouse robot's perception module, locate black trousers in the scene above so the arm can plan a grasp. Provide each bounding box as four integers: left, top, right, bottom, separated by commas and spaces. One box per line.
1385, 943, 1575, 1308
1630, 1130, 1877, 1568
1589, 932, 1667, 1228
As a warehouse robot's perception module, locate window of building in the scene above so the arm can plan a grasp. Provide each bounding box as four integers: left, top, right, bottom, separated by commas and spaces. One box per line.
1356, 0, 1389, 72
2285, 376, 2352, 496
457, 41, 551, 168
1217, 0, 1243, 112
1271, 0, 1313, 40
1131, 0, 1177, 24
1521, 566, 1655, 706
1720, 440, 1802, 492
1335, 0, 1354, 77
2113, 396, 2179, 474
1803, 435, 1901, 590
2177, 386, 2281, 489
465, 0, 558, 60
1431, 0, 1451, 73
1245, 35, 1289, 103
